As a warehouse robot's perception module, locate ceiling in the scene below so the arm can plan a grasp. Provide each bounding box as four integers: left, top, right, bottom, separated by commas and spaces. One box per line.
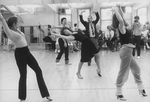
0, 0, 150, 15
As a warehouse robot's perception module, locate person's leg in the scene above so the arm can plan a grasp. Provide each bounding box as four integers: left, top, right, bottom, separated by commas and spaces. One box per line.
116, 47, 132, 100
14, 49, 27, 100
27, 52, 52, 100
76, 62, 84, 79
94, 52, 101, 77
132, 37, 136, 56
87, 60, 91, 66
136, 36, 141, 57
56, 39, 65, 63
64, 43, 71, 64
130, 57, 147, 96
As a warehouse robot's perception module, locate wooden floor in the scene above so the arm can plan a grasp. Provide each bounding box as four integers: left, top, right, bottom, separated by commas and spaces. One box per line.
0, 45, 150, 102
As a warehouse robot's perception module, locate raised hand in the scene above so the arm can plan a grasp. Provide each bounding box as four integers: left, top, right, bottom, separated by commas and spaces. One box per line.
116, 4, 121, 8
80, 10, 85, 14
112, 6, 117, 12
0, 4, 4, 8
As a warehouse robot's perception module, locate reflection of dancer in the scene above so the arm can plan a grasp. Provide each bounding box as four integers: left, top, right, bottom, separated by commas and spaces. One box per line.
112, 5, 147, 101
51, 27, 101, 79
37, 23, 45, 45
0, 4, 52, 102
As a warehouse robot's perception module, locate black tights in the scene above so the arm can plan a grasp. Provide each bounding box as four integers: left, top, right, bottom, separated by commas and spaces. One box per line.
56, 38, 69, 61
15, 46, 49, 100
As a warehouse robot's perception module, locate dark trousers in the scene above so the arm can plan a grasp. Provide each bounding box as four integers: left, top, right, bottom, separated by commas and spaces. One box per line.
132, 36, 141, 56
56, 38, 69, 61
15, 46, 49, 100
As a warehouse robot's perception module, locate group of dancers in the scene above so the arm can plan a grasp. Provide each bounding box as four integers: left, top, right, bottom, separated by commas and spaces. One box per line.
0, 4, 148, 102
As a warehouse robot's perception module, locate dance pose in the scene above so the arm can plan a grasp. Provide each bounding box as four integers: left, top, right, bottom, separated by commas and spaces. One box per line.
55, 18, 71, 65
112, 5, 147, 101
51, 27, 101, 79
0, 4, 52, 102
79, 10, 100, 66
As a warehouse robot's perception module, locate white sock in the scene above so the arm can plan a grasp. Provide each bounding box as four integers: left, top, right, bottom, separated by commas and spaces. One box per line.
116, 87, 122, 95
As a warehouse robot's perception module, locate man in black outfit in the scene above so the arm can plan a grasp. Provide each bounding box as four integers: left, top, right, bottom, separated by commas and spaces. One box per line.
79, 10, 100, 66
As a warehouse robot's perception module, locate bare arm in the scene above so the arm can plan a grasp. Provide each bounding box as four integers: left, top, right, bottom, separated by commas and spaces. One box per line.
117, 5, 129, 26
0, 12, 14, 39
0, 4, 15, 16
51, 32, 75, 41
112, 7, 126, 34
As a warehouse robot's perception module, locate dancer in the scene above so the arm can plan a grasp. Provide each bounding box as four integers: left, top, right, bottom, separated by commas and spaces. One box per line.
79, 10, 100, 66
112, 5, 147, 101
0, 4, 52, 102
51, 27, 101, 79
55, 17, 71, 65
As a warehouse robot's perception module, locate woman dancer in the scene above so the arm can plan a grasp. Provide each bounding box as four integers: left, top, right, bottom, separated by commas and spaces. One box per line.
55, 18, 71, 65
112, 5, 147, 101
51, 27, 101, 79
0, 4, 52, 102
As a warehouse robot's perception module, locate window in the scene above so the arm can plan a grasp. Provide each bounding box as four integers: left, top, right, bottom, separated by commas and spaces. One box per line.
138, 7, 147, 25
101, 8, 112, 31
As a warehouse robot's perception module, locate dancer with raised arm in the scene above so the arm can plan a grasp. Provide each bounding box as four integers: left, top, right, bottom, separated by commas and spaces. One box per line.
112, 5, 147, 101
51, 27, 101, 79
0, 4, 52, 102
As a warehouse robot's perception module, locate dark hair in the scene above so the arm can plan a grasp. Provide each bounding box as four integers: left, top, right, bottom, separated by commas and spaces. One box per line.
48, 25, 51, 28
61, 17, 66, 24
7, 16, 18, 28
134, 16, 140, 20
74, 23, 77, 27
112, 14, 119, 29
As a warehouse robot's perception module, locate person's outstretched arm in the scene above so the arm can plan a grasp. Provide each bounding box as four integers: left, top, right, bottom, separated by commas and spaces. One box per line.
117, 4, 129, 27
0, 12, 13, 39
51, 31, 75, 41
0, 4, 15, 16
79, 10, 87, 27
112, 7, 126, 34
93, 11, 100, 24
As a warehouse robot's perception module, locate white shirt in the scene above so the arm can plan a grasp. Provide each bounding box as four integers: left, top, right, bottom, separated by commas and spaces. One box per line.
89, 23, 95, 37
132, 22, 142, 36
105, 30, 114, 39
142, 30, 148, 37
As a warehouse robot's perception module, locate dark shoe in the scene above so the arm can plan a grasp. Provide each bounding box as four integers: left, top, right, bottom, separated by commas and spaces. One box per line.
65, 60, 72, 65
88, 61, 91, 66
139, 89, 148, 97
116, 95, 126, 101
46, 97, 53, 101
97, 69, 102, 77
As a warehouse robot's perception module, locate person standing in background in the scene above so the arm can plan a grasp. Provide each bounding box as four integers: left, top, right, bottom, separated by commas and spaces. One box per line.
131, 16, 142, 58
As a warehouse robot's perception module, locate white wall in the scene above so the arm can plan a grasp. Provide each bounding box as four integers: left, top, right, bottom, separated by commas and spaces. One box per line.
71, 8, 78, 28
20, 8, 58, 26
148, 6, 150, 22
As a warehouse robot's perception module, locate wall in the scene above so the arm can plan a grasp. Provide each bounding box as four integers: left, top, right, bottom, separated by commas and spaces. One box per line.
148, 6, 150, 22
20, 8, 58, 26
71, 8, 78, 28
